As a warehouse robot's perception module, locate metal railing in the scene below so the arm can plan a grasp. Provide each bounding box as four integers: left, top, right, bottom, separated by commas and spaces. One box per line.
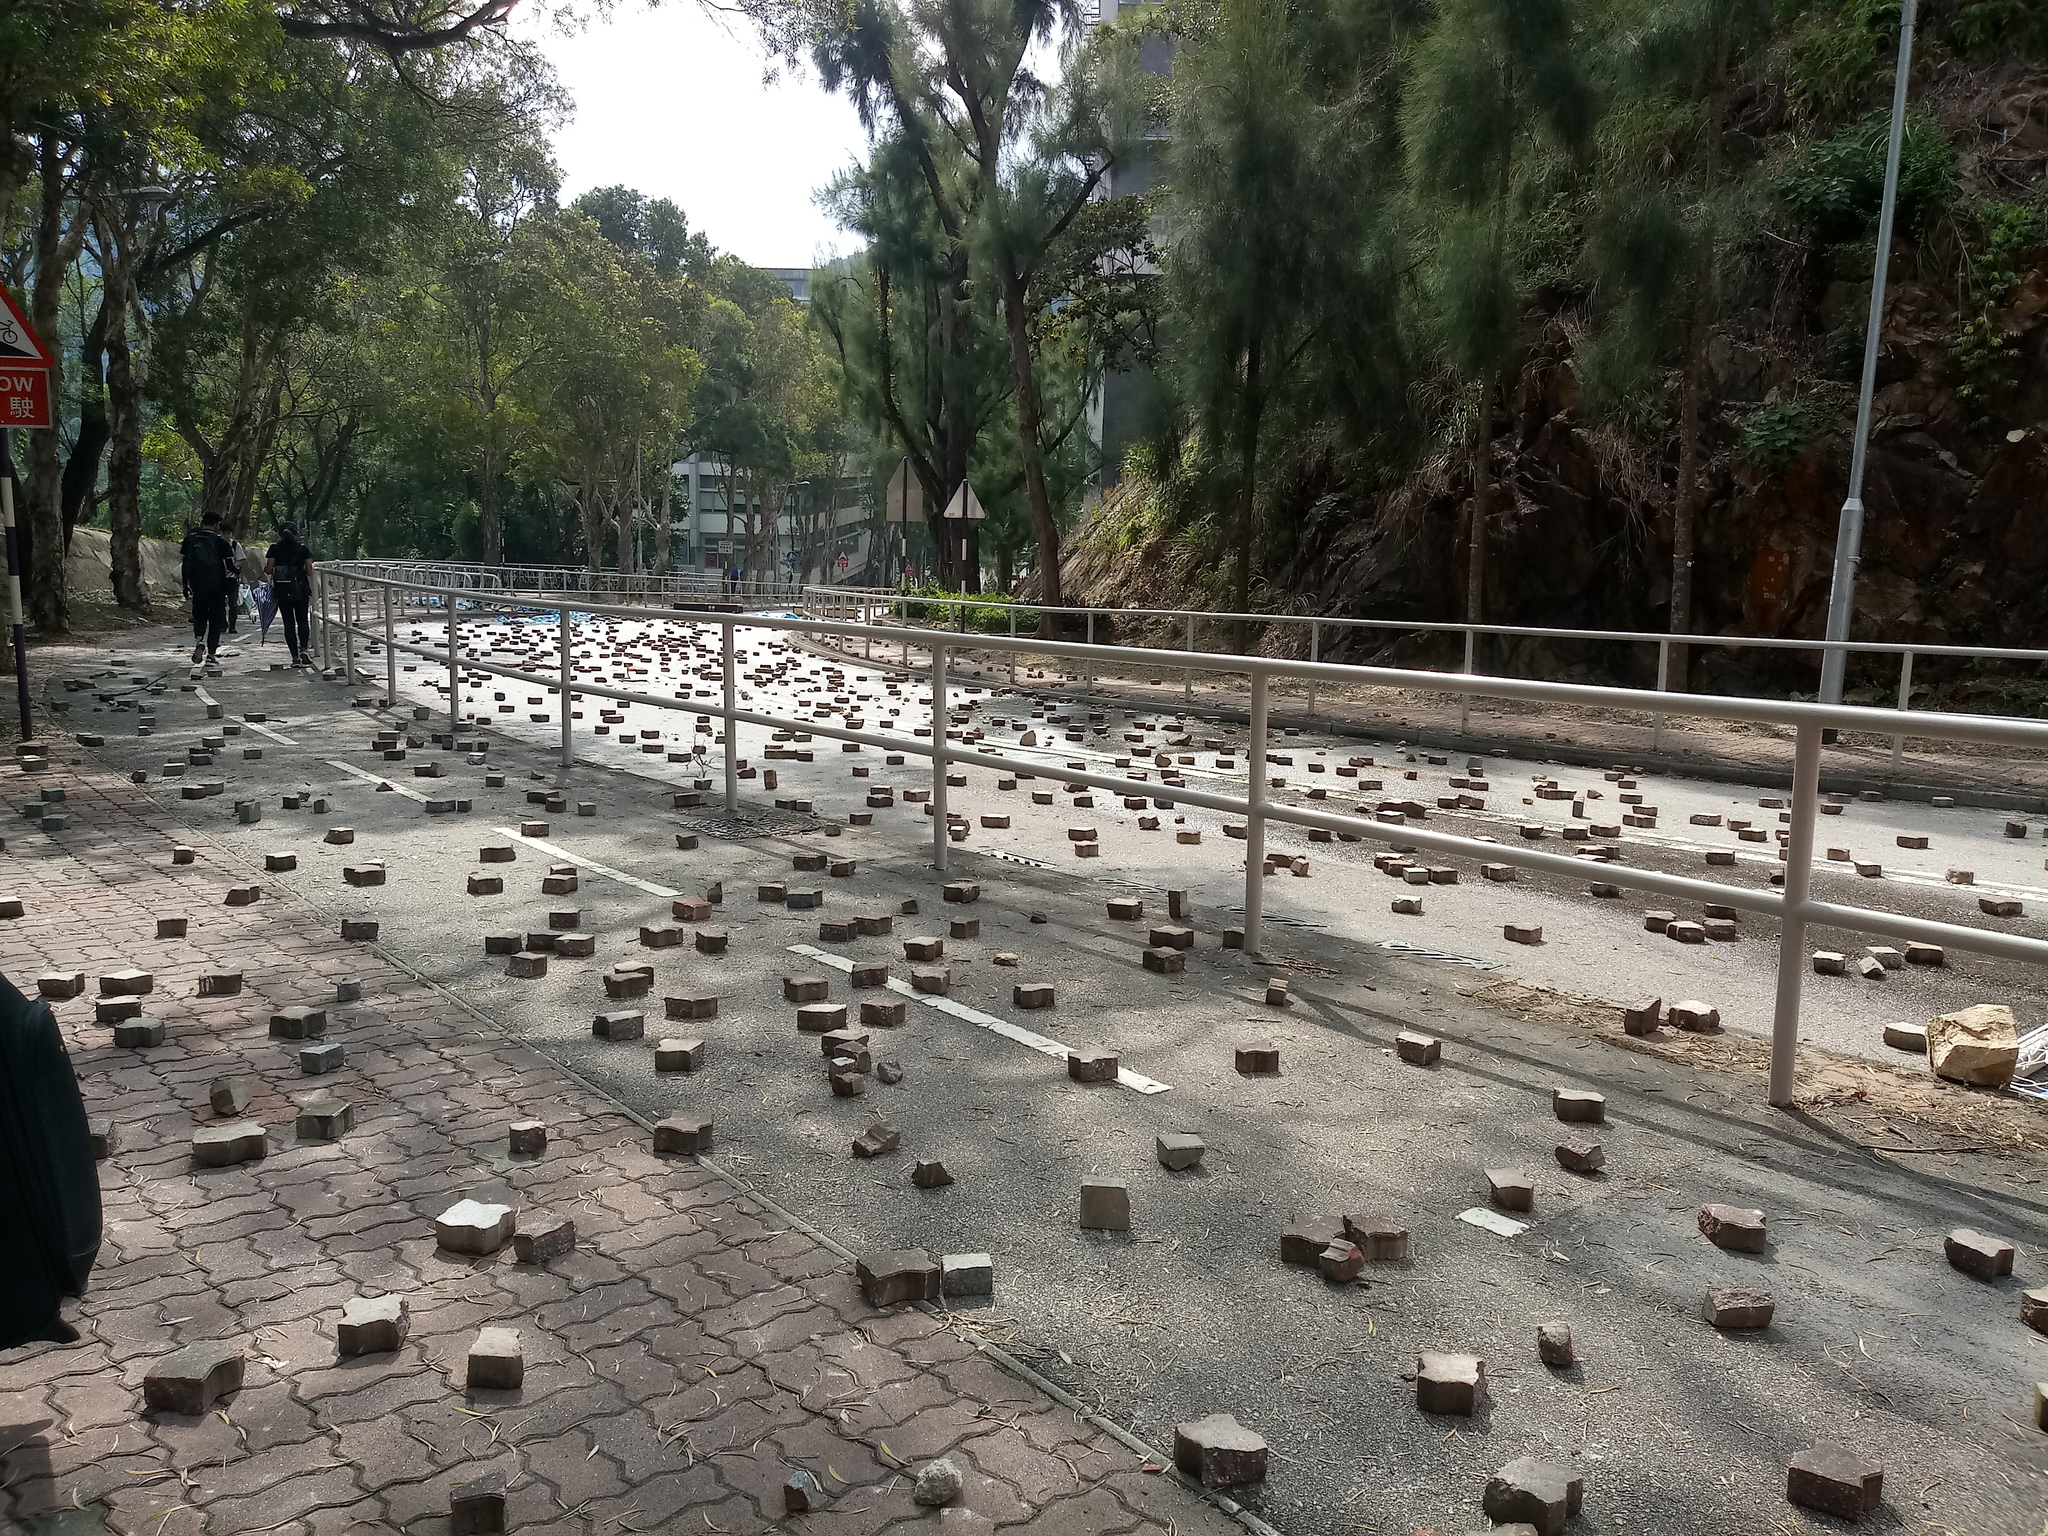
798, 587, 2048, 774
316, 560, 2048, 1111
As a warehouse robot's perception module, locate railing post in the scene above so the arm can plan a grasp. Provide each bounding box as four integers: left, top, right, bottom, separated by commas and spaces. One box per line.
1008, 606, 1017, 687
1085, 609, 1095, 697
1243, 669, 1268, 957
1306, 620, 1320, 715
931, 641, 949, 872
1890, 650, 1913, 774
722, 619, 737, 814
559, 604, 574, 770
318, 569, 331, 672
382, 584, 396, 708
342, 576, 355, 680
446, 593, 459, 731
1185, 614, 1194, 707
1458, 626, 1475, 735
1768, 721, 1824, 1108
1653, 637, 1671, 752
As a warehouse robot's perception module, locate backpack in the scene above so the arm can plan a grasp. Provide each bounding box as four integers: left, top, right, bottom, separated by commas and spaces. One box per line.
181, 530, 227, 593
272, 542, 310, 598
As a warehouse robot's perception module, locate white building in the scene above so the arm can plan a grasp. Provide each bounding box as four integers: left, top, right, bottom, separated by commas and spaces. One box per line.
665, 454, 873, 585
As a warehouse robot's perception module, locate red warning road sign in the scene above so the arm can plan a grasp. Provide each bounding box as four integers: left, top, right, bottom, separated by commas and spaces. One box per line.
0, 287, 52, 428
0, 368, 50, 429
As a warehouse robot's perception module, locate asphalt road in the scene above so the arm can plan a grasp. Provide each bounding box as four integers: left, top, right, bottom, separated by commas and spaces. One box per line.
32, 614, 2048, 1536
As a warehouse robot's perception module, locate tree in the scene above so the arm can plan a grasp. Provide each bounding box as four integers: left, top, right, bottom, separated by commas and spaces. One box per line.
526, 211, 701, 572
1162, 0, 1410, 624
1406, 0, 1593, 642
425, 132, 561, 564
813, 135, 1012, 590
1586, 0, 1772, 689
809, 0, 1140, 614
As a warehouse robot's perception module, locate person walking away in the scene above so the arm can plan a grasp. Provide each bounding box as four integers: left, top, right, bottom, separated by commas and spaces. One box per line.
266, 524, 315, 666
179, 513, 235, 665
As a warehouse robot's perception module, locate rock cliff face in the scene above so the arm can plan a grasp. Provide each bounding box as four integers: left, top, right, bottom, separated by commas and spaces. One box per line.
1070, 57, 2048, 708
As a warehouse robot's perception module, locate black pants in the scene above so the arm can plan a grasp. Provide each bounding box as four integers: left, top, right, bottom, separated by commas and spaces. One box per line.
279, 596, 310, 658
188, 588, 226, 655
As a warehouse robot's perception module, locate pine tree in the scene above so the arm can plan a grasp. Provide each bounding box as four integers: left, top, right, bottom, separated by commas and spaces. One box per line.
1406, 0, 1593, 647
1589, 0, 1771, 689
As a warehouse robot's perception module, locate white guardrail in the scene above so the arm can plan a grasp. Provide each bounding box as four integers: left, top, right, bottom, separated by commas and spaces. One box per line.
316, 561, 2048, 1110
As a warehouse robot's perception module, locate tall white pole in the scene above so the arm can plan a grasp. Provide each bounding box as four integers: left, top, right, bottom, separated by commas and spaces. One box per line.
1819, 0, 1918, 708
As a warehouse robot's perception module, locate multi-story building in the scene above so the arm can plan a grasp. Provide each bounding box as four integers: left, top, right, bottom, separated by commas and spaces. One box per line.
1089, 0, 1170, 489
662, 454, 873, 585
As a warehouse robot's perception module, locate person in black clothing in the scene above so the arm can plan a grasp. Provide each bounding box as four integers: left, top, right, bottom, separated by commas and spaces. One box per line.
265, 525, 315, 666
0, 969, 100, 1349
179, 513, 236, 665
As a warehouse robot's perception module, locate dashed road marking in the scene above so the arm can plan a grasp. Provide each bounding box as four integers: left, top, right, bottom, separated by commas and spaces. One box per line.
786, 943, 1173, 1095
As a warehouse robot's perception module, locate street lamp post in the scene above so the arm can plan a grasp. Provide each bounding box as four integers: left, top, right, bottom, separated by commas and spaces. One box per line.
1817, 0, 1919, 711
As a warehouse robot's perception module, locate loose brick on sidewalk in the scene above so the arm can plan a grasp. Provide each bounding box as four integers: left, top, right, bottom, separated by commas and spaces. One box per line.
0, 742, 1236, 1536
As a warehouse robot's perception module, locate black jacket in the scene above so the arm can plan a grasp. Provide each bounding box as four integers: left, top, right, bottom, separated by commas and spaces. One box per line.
0, 971, 99, 1349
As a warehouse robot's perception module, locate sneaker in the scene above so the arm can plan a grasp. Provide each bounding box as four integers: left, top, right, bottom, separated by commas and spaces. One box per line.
191, 643, 206, 663
205, 652, 219, 665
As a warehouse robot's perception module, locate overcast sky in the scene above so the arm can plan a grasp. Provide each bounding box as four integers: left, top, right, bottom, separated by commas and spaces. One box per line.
525, 3, 872, 269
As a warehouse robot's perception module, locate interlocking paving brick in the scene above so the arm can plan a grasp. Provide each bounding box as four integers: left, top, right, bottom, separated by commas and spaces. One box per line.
142, 1340, 245, 1415
1416, 1352, 1484, 1414
1698, 1203, 1768, 1252
1172, 1412, 1267, 1488
4, 733, 1240, 1536
1483, 1456, 1583, 1536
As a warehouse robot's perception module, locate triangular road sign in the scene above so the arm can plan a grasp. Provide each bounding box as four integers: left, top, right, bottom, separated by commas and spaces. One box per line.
0, 288, 52, 367
942, 481, 985, 520
884, 458, 923, 523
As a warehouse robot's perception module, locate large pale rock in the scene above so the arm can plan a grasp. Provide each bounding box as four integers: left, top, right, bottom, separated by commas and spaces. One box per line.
1926, 1004, 2019, 1087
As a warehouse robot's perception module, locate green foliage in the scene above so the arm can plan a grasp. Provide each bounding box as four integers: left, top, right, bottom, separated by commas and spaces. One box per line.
1951, 0, 2048, 59
1782, 0, 1901, 123
1737, 396, 1821, 475
895, 580, 1034, 632
1952, 196, 2048, 425
1775, 110, 1955, 240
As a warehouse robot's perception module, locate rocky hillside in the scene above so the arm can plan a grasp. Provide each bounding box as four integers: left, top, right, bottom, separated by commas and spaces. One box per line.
1069, 8, 2048, 714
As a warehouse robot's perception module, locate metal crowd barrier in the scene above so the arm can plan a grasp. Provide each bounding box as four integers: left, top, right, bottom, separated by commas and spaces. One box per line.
316, 561, 2048, 1110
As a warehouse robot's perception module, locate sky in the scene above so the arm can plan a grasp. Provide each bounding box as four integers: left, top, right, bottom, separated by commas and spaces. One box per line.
523, 3, 873, 270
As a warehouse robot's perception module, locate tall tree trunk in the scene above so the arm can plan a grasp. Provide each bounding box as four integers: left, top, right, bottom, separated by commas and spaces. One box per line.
106, 299, 145, 610
1232, 336, 1265, 648
478, 442, 504, 565
24, 136, 85, 634
1467, 380, 1494, 645
60, 294, 111, 546
996, 265, 1063, 624
1668, 57, 1729, 697
652, 457, 672, 576
1668, 313, 1704, 693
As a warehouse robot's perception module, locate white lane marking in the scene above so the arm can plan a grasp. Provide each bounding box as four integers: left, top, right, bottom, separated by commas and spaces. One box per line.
324, 758, 431, 803
242, 719, 298, 745
1458, 1207, 1528, 1237
492, 827, 679, 898
786, 942, 1173, 1094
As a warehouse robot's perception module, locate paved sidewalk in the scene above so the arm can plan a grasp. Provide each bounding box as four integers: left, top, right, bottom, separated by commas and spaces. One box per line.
0, 743, 1243, 1536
